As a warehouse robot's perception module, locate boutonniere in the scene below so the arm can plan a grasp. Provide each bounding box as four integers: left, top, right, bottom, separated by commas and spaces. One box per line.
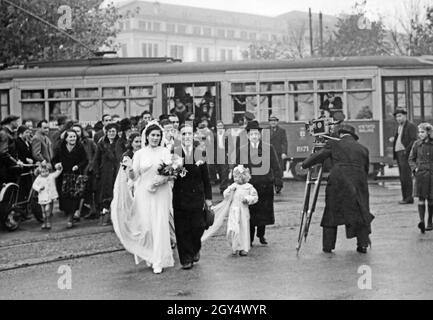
195, 160, 205, 166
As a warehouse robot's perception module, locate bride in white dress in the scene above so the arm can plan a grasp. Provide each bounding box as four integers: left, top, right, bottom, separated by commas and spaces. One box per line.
111, 121, 174, 274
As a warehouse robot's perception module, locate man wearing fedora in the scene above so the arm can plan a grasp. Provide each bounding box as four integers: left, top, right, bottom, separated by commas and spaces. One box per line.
269, 115, 287, 193
389, 108, 417, 204
0, 115, 23, 186
302, 124, 374, 253
237, 120, 282, 245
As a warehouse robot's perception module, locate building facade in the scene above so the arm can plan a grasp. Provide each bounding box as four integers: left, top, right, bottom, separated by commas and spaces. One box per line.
115, 1, 335, 62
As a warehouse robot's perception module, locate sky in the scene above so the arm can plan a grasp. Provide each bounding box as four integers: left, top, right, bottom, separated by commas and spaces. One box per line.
106, 0, 432, 28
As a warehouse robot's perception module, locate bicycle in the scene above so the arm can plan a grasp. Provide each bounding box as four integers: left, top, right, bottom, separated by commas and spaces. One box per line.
0, 164, 42, 231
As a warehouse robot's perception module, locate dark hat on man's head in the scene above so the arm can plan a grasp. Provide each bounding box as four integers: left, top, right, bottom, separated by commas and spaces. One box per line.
393, 108, 408, 116
159, 114, 170, 122
269, 115, 279, 121
245, 120, 262, 132
0, 115, 19, 125
119, 118, 132, 132
244, 111, 255, 121
337, 124, 359, 140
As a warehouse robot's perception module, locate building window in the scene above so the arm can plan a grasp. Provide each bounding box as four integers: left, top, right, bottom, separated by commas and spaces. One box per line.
177, 24, 187, 34
142, 43, 159, 57
196, 47, 210, 62
249, 32, 256, 40
120, 44, 128, 57
170, 45, 184, 60
271, 34, 278, 41
227, 30, 235, 38
204, 48, 209, 62
227, 49, 233, 61
193, 26, 201, 35
166, 23, 175, 33
240, 31, 247, 39
153, 22, 161, 31
138, 20, 152, 31
260, 33, 269, 41
217, 29, 226, 38
196, 48, 202, 62
124, 20, 130, 31
220, 49, 226, 61
203, 27, 211, 36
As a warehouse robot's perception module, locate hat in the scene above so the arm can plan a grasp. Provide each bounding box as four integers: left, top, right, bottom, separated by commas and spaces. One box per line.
245, 120, 262, 132
337, 124, 359, 140
269, 115, 279, 121
0, 115, 19, 125
393, 108, 408, 116
244, 111, 255, 121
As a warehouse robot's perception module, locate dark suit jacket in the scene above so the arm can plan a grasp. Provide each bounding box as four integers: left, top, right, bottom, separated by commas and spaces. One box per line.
16, 137, 33, 163
393, 120, 417, 159
172, 146, 212, 212
32, 132, 53, 163
270, 126, 288, 157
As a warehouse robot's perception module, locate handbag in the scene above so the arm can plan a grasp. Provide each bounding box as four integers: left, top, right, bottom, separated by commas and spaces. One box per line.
203, 203, 215, 230
61, 173, 88, 198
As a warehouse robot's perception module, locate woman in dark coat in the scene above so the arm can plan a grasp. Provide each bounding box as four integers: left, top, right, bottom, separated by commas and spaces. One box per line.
52, 130, 88, 228
94, 123, 123, 226
409, 123, 433, 232
302, 124, 374, 253
237, 121, 283, 245
15, 125, 35, 207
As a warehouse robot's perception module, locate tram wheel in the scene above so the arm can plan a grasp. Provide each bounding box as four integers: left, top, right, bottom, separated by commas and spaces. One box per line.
290, 160, 309, 181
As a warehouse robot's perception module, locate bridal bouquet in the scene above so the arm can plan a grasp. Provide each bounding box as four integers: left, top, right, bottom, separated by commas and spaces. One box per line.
157, 154, 188, 179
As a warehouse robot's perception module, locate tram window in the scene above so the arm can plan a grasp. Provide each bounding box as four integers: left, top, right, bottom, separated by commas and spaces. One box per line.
347, 79, 372, 90
130, 86, 153, 96
76, 88, 98, 98
348, 92, 373, 120
424, 93, 433, 121
289, 81, 313, 91
413, 93, 422, 120
318, 80, 342, 91
22, 90, 44, 100
0, 91, 9, 120
289, 94, 314, 121
232, 95, 257, 123
424, 79, 432, 91
231, 83, 256, 93
259, 95, 286, 121
260, 82, 284, 92
49, 101, 72, 123
384, 94, 395, 118
397, 93, 406, 108
77, 101, 99, 123
22, 103, 44, 123
48, 89, 71, 99
130, 99, 153, 116
384, 80, 394, 93
102, 87, 125, 98
397, 80, 406, 92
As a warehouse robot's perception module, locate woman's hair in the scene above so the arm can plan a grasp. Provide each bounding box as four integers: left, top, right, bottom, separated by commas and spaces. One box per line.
72, 123, 84, 139
144, 124, 163, 146
233, 165, 251, 184
126, 132, 141, 151
34, 162, 52, 176
418, 122, 433, 139
17, 125, 30, 136
63, 130, 78, 146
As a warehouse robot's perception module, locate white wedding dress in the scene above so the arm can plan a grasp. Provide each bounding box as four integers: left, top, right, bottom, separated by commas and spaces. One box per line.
111, 145, 174, 270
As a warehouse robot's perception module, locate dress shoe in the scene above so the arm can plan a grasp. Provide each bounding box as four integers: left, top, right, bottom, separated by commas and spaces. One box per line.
399, 199, 414, 204
153, 267, 163, 274
356, 246, 368, 254
426, 223, 433, 231
259, 237, 268, 245
193, 252, 200, 263
239, 250, 248, 256
275, 186, 282, 194
418, 221, 426, 234
322, 248, 333, 253
181, 262, 193, 270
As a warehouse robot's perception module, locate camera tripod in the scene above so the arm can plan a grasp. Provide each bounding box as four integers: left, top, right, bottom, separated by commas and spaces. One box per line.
296, 135, 340, 254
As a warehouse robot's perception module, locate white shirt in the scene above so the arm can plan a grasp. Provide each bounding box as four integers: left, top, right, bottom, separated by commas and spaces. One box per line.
395, 124, 405, 152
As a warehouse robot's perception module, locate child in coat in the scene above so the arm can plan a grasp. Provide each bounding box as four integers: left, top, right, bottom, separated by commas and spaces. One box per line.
224, 165, 258, 256
32, 162, 63, 229
409, 122, 433, 233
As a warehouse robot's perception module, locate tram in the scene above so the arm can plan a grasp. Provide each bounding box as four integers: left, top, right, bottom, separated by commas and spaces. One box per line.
1, 55, 433, 179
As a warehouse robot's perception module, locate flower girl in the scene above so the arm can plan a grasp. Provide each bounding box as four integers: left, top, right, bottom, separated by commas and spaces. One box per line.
202, 165, 258, 256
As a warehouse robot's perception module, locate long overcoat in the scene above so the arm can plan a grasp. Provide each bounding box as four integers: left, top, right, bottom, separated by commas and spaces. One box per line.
302, 135, 374, 236
409, 138, 433, 200
237, 141, 282, 226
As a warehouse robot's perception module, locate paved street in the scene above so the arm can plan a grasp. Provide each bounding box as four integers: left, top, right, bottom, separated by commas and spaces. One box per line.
1, 179, 433, 300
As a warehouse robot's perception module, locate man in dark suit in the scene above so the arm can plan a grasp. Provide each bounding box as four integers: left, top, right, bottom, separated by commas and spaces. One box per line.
0, 115, 22, 186
302, 124, 374, 253
172, 123, 213, 270
32, 120, 53, 164
269, 115, 287, 193
214, 120, 230, 193
237, 121, 282, 245
16, 125, 35, 208
390, 108, 417, 204
93, 114, 113, 144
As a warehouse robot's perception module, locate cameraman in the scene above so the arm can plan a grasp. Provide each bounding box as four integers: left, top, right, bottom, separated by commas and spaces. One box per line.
0, 115, 24, 186
301, 124, 374, 254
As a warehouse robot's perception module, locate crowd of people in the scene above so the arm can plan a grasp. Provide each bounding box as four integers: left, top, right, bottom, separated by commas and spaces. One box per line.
1, 102, 432, 273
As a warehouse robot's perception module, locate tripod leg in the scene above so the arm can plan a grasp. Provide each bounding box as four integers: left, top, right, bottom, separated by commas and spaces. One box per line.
297, 169, 313, 251
303, 165, 323, 241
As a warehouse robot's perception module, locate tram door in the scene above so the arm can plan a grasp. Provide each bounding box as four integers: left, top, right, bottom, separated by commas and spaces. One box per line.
382, 77, 433, 159
162, 82, 221, 129
0, 90, 9, 122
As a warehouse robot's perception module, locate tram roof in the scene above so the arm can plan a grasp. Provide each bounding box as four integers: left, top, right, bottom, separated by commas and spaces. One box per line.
1, 55, 433, 80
